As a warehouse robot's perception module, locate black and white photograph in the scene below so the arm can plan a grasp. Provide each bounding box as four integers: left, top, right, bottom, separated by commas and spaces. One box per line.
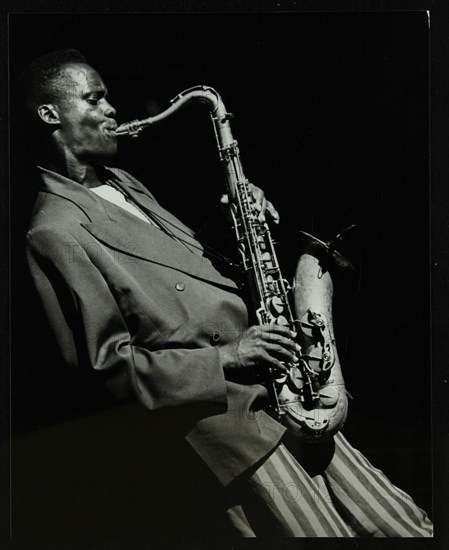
3, 3, 447, 548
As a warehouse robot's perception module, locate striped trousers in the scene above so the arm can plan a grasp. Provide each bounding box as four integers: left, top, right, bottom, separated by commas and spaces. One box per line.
225, 432, 433, 537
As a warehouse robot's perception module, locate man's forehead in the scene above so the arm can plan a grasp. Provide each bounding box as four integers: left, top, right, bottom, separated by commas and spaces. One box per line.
60, 63, 106, 90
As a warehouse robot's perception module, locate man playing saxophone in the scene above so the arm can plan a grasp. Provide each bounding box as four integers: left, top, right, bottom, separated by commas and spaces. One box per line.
20, 48, 432, 537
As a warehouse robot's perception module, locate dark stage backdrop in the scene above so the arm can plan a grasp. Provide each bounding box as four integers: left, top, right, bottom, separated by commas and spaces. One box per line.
9, 11, 431, 541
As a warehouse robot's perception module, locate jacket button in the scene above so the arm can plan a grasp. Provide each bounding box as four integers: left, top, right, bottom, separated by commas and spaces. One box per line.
211, 331, 221, 343
175, 282, 185, 291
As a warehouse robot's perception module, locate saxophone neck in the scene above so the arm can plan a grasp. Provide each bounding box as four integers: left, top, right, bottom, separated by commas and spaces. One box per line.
115, 85, 232, 139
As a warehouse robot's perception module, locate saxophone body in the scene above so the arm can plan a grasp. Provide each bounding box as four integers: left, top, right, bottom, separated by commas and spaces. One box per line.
116, 86, 348, 442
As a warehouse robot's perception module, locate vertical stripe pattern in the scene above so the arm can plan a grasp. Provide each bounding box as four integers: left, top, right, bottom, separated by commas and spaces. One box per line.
225, 432, 432, 537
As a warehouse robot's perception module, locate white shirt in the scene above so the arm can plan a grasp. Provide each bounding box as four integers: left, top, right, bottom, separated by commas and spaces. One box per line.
91, 184, 152, 225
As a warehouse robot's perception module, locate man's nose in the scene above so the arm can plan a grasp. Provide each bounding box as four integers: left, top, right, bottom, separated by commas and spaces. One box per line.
103, 100, 116, 118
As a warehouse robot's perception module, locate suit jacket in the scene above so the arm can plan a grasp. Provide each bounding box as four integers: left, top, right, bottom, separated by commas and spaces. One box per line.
26, 166, 285, 486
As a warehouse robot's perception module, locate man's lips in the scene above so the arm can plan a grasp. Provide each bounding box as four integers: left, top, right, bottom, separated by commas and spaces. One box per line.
103, 121, 118, 137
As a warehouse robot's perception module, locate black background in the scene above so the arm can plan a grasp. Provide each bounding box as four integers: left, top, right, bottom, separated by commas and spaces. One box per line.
7, 9, 434, 546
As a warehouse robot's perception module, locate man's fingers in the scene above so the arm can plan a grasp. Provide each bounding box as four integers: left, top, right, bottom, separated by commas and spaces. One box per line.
264, 356, 289, 374
266, 334, 298, 353
257, 197, 267, 223
264, 342, 296, 364
266, 201, 280, 224
234, 184, 280, 225
252, 324, 298, 356
258, 324, 297, 339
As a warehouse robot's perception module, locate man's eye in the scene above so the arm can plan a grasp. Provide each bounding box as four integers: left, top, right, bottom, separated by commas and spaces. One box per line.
86, 98, 99, 105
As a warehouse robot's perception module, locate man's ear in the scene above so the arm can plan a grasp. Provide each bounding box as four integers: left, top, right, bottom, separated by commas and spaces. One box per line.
37, 104, 60, 125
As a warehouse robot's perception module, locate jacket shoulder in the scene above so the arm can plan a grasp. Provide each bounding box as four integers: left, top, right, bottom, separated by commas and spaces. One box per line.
28, 191, 89, 235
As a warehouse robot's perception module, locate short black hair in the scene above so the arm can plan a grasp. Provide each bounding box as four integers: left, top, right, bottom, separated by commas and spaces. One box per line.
17, 48, 88, 120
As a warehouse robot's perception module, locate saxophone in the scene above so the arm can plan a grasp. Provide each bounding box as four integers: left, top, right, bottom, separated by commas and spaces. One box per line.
116, 86, 348, 442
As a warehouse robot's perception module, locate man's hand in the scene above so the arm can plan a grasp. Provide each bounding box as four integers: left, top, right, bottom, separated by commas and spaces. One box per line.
218, 324, 299, 381
248, 183, 280, 224
220, 183, 280, 225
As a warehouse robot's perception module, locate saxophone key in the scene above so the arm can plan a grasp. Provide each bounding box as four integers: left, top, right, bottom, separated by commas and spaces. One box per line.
318, 386, 339, 408
257, 235, 267, 250
261, 252, 274, 268
274, 314, 289, 325
288, 365, 304, 391
267, 295, 285, 315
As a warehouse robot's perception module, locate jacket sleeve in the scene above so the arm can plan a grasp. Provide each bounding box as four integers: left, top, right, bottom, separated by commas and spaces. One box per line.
26, 223, 228, 416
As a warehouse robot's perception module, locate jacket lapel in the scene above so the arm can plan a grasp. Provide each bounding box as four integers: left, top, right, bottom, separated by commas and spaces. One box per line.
107, 170, 197, 243
38, 166, 239, 289
80, 216, 237, 288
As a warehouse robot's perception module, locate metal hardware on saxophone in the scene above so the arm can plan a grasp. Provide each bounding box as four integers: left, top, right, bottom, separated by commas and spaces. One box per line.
116, 85, 348, 442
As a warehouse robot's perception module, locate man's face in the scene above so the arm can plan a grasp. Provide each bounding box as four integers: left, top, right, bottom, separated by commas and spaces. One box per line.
53, 63, 118, 163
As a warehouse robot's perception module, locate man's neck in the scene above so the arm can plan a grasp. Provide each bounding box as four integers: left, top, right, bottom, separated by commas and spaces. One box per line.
46, 154, 104, 189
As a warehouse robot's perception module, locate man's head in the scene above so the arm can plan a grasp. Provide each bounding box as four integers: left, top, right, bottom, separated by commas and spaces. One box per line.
18, 49, 118, 165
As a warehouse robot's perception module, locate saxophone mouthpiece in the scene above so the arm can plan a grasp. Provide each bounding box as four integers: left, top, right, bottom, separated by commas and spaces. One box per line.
115, 120, 143, 137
